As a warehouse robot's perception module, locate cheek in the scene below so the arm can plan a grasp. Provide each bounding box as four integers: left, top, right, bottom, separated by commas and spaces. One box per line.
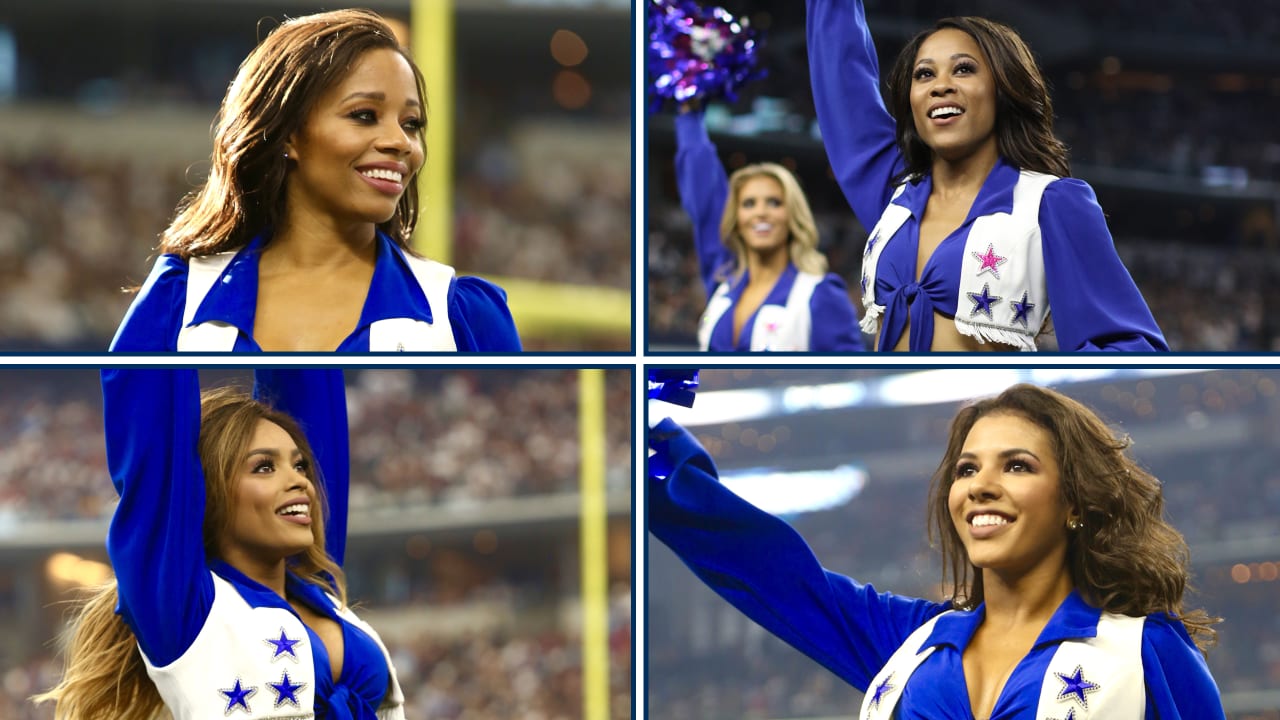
947, 482, 966, 521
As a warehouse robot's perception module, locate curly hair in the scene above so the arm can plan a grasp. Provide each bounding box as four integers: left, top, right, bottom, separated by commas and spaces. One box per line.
34, 387, 347, 718
160, 9, 426, 259
885, 17, 1070, 184
717, 163, 828, 281
927, 383, 1218, 652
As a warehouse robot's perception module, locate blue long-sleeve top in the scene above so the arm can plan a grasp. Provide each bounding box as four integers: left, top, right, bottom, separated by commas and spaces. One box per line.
805, 0, 1167, 351
103, 368, 390, 718
648, 419, 1224, 718
110, 231, 521, 352
674, 112, 865, 352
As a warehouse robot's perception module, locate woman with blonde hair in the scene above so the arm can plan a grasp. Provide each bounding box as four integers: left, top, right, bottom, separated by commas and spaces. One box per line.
649, 380, 1222, 717
110, 9, 519, 352
674, 103, 864, 352
36, 368, 405, 718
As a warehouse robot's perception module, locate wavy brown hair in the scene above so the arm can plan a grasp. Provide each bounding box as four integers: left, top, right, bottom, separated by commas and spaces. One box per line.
159, 8, 426, 259
927, 383, 1218, 652
34, 388, 347, 718
886, 17, 1070, 184
717, 163, 828, 281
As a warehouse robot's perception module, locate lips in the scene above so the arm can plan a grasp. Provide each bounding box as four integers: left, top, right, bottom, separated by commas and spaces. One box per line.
965, 509, 1013, 539
275, 497, 312, 526
927, 103, 965, 126
356, 162, 410, 195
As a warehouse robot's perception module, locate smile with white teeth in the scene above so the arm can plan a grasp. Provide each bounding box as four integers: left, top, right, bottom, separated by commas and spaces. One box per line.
753, 222, 773, 233
360, 168, 403, 183
970, 513, 1010, 527
277, 504, 310, 517
929, 106, 964, 119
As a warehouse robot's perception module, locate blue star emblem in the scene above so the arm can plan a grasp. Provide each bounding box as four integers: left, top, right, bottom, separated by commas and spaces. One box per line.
268, 670, 306, 708
861, 273, 869, 293
265, 628, 301, 661
865, 231, 879, 256
1055, 665, 1100, 708
869, 672, 895, 709
219, 678, 257, 714
1010, 291, 1035, 327
967, 283, 1002, 319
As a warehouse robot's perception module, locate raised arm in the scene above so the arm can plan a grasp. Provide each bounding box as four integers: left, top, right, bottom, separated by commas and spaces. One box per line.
252, 369, 350, 566
102, 368, 212, 667
648, 418, 943, 690
674, 110, 734, 298
1039, 180, 1169, 351
806, 0, 904, 228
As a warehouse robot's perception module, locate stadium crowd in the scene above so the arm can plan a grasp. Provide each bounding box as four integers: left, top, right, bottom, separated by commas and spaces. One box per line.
0, 368, 631, 523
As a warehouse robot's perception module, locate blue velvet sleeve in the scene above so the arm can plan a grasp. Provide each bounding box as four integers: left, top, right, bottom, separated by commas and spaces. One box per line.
449, 275, 522, 351
810, 275, 866, 352
1039, 180, 1169, 351
102, 368, 213, 667
806, 0, 904, 230
674, 111, 733, 298
1140, 615, 1225, 718
252, 370, 349, 567
648, 418, 946, 691
109, 254, 188, 352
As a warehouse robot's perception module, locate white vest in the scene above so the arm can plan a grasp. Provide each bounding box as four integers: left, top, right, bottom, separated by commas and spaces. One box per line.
176, 250, 457, 352
143, 573, 405, 720
697, 270, 823, 351
860, 172, 1056, 351
860, 610, 1146, 719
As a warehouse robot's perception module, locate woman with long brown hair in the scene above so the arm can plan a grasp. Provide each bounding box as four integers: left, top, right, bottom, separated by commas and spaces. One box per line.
36, 368, 405, 718
110, 9, 519, 352
649, 381, 1223, 718
806, 1, 1165, 351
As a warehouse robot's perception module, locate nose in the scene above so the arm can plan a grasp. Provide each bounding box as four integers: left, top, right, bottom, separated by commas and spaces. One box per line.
377, 120, 415, 157
966, 467, 1002, 501
930, 81, 955, 97
286, 466, 311, 493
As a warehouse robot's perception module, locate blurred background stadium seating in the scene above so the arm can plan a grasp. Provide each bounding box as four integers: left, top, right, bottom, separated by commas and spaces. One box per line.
0, 0, 631, 351
0, 367, 632, 719
648, 368, 1280, 719
646, 0, 1280, 351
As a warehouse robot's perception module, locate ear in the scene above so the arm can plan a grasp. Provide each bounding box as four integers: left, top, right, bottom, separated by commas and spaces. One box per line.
282, 133, 300, 162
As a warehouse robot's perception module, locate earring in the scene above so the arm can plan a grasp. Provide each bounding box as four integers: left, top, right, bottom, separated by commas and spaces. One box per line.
1068, 518, 1083, 530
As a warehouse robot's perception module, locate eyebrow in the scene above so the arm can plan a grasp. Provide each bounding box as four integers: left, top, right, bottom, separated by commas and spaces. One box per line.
915, 53, 980, 66
340, 90, 421, 108
246, 448, 303, 460
957, 448, 1041, 462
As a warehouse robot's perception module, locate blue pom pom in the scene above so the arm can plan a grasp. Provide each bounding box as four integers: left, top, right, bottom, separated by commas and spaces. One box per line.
648, 369, 700, 407
647, 0, 765, 112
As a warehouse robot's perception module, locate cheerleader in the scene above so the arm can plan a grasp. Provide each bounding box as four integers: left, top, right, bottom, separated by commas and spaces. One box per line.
37, 369, 405, 718
110, 9, 520, 352
675, 105, 864, 352
649, 383, 1222, 718
807, 0, 1166, 351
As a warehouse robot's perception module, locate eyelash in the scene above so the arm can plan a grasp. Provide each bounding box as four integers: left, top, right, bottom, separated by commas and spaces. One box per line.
348, 109, 424, 132
954, 458, 1032, 478
913, 62, 977, 81
252, 459, 310, 475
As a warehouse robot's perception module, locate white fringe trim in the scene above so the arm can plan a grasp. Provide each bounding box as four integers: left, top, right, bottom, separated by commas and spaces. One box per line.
860, 303, 885, 336
954, 318, 1038, 352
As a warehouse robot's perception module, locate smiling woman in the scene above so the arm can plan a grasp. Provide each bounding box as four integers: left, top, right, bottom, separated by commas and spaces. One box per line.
807, 1, 1166, 352
35, 369, 405, 719
672, 104, 864, 352
108, 9, 520, 353
649, 380, 1225, 718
